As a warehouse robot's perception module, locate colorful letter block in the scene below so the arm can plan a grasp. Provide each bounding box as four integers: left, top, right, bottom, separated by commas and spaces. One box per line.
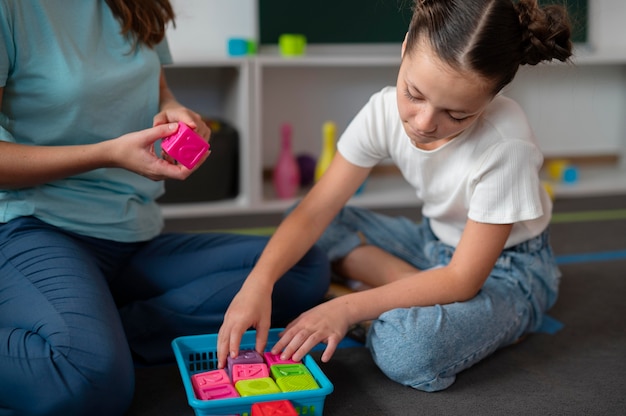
227, 349, 264, 376
231, 363, 270, 385
251, 399, 298, 416
161, 122, 209, 169
235, 377, 281, 397
195, 383, 240, 401
263, 352, 300, 366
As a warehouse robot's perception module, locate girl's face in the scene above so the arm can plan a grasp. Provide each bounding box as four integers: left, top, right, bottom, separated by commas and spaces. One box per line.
397, 38, 494, 150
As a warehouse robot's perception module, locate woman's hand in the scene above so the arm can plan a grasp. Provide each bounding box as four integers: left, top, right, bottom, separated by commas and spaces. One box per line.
271, 298, 353, 363
217, 279, 274, 369
108, 122, 204, 181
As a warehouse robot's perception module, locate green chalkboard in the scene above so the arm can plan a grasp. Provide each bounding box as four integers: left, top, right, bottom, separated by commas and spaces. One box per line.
259, 0, 587, 45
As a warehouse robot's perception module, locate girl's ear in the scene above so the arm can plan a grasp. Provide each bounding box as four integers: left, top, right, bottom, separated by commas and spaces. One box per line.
401, 33, 408, 58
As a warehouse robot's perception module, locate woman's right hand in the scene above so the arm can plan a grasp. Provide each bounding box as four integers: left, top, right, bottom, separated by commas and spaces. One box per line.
108, 122, 207, 181
0, 122, 205, 189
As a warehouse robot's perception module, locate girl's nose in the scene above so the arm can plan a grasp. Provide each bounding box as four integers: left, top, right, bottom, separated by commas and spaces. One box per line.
414, 106, 437, 134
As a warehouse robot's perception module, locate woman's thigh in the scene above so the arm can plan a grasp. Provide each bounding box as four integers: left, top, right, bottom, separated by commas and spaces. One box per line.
0, 218, 134, 415
116, 232, 330, 363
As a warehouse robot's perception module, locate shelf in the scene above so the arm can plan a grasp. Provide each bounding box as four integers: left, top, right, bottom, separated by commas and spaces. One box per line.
161, 44, 626, 220
545, 165, 626, 197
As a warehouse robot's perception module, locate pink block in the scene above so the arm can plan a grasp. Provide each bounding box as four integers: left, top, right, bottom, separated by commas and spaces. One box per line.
231, 363, 270, 385
263, 351, 300, 366
191, 369, 231, 398
161, 122, 209, 169
195, 383, 239, 401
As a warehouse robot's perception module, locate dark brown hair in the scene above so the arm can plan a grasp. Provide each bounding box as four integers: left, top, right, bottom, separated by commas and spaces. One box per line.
105, 0, 176, 48
406, 0, 572, 94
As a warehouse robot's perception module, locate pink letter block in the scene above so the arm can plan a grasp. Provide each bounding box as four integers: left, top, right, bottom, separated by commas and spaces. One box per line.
161, 122, 209, 169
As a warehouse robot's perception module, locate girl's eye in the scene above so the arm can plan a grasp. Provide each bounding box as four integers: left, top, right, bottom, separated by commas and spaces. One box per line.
448, 114, 468, 123
403, 89, 420, 103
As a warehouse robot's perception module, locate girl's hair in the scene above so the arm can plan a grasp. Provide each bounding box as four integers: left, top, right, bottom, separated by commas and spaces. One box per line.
406, 0, 573, 94
105, 0, 176, 49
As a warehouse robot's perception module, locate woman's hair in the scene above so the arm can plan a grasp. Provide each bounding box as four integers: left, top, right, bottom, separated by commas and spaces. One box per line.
105, 0, 176, 48
406, 0, 573, 94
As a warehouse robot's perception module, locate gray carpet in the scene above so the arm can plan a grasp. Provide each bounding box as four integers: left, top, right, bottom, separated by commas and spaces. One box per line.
127, 195, 626, 415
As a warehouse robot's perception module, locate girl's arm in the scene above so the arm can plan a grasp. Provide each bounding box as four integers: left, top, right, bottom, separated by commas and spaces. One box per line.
273, 218, 513, 362
216, 153, 371, 366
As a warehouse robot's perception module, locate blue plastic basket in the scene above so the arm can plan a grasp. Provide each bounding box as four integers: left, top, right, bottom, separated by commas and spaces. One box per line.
171, 329, 334, 416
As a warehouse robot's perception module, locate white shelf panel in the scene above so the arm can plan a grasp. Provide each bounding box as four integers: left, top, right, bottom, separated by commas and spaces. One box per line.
546, 165, 626, 197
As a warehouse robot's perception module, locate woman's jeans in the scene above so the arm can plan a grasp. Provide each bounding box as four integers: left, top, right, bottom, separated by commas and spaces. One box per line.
316, 206, 561, 392
0, 216, 330, 416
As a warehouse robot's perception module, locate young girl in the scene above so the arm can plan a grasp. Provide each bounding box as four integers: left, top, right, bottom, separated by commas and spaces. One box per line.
218, 0, 572, 391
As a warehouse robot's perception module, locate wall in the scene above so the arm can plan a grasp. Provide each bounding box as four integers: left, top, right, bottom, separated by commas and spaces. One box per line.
166, 0, 257, 62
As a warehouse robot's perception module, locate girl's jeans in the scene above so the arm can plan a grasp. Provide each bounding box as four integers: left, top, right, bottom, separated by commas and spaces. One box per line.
316, 206, 561, 392
0, 216, 330, 416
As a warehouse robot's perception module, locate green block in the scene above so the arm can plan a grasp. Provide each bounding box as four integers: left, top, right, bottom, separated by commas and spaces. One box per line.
235, 377, 281, 397
270, 363, 310, 379
276, 374, 319, 392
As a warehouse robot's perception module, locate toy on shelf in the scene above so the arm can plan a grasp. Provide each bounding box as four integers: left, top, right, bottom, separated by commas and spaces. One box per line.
251, 399, 298, 416
273, 123, 301, 199
315, 121, 337, 182
296, 153, 317, 187
227, 37, 257, 56
546, 159, 579, 184
161, 122, 210, 170
278, 34, 307, 57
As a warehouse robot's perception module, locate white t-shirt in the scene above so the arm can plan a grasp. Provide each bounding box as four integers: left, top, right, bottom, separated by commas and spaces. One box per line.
338, 86, 551, 248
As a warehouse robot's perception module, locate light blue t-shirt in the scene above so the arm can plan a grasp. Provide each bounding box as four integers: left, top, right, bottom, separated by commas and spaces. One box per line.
0, 0, 173, 242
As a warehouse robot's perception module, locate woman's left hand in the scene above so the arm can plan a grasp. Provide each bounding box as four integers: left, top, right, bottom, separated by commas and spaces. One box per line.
153, 101, 211, 140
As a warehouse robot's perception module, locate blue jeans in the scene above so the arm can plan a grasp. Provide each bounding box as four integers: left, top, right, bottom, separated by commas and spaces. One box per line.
316, 206, 561, 392
0, 217, 330, 416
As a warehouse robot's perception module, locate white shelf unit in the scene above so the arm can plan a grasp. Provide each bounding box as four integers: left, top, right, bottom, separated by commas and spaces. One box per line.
160, 45, 626, 219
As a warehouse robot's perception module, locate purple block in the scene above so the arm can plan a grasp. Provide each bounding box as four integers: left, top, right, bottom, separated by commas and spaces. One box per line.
227, 349, 264, 377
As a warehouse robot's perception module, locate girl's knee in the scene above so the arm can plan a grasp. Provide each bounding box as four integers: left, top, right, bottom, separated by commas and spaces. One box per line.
367, 313, 457, 392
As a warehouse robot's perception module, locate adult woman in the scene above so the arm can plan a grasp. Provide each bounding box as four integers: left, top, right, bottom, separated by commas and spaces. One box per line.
0, 1, 329, 414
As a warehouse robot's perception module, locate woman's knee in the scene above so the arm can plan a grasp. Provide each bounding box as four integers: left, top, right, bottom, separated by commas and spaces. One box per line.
2, 330, 135, 416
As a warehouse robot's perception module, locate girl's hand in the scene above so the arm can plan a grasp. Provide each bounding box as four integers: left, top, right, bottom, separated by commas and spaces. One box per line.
271, 299, 352, 363
217, 279, 274, 369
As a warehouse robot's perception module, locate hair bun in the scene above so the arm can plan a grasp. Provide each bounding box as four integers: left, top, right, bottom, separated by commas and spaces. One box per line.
515, 0, 572, 65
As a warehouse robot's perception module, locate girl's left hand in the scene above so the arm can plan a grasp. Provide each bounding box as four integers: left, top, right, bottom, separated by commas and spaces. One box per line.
271, 299, 352, 363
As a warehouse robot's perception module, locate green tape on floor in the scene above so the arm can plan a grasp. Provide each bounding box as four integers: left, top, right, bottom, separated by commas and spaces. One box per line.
191, 209, 626, 236
550, 209, 626, 224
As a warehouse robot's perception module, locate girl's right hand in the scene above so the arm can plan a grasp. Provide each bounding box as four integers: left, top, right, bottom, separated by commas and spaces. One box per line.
216, 279, 274, 369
